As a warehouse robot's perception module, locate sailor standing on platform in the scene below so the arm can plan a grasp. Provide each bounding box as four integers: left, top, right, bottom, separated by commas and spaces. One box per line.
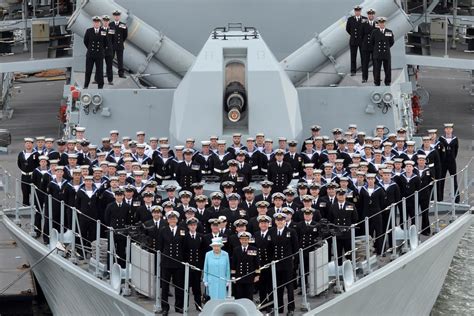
18, 137, 39, 206
83, 16, 106, 89
110, 10, 128, 78
101, 15, 114, 85
361, 8, 377, 83
371, 17, 394, 86
346, 5, 366, 76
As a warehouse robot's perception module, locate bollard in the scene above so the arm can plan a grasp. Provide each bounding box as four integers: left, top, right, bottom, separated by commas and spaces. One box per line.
123, 235, 131, 296
350, 225, 357, 280
153, 251, 162, 313
183, 263, 190, 316
69, 208, 77, 264
390, 205, 398, 260
15, 179, 20, 225
433, 182, 440, 233
95, 220, 101, 277
60, 200, 65, 242
29, 184, 36, 236
109, 228, 115, 275
401, 198, 409, 253
364, 217, 371, 274
299, 248, 310, 311
48, 195, 53, 236
450, 176, 457, 222
414, 191, 420, 234
332, 236, 342, 293
271, 261, 279, 315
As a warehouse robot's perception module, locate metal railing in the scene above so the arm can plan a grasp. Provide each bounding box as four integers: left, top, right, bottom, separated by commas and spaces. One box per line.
0, 158, 472, 315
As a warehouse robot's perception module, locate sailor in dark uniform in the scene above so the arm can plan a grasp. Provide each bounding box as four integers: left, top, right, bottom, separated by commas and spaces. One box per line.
296, 208, 320, 285
74, 175, 100, 246
254, 215, 272, 312
183, 217, 205, 310
397, 161, 421, 227
267, 149, 293, 193
231, 231, 260, 301
437, 123, 459, 202
361, 8, 377, 83
18, 137, 40, 206
194, 141, 215, 180
83, 16, 107, 89
371, 17, 394, 86
104, 188, 130, 268
175, 149, 202, 191
143, 205, 167, 252
268, 212, 298, 315
100, 15, 114, 85
110, 10, 128, 78
194, 194, 212, 235
159, 210, 185, 314
414, 155, 435, 235
346, 5, 366, 76
328, 190, 358, 264
285, 140, 303, 179
235, 150, 253, 184
220, 159, 248, 196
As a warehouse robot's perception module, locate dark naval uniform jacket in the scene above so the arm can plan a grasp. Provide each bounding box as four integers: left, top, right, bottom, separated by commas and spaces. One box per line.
268, 226, 299, 271
371, 28, 394, 60
267, 161, 293, 193
327, 202, 358, 239
231, 245, 260, 284
83, 27, 107, 58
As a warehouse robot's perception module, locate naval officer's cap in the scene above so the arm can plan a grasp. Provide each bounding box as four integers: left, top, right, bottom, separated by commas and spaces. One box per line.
257, 215, 271, 222
208, 218, 220, 225
191, 182, 204, 189
114, 187, 125, 195
194, 194, 207, 202
311, 125, 321, 131
210, 191, 224, 199
367, 8, 376, 14
273, 212, 287, 220
302, 207, 315, 215
301, 194, 314, 202
444, 123, 454, 128
238, 231, 251, 239
233, 219, 248, 227
354, 5, 362, 10
151, 205, 163, 213
272, 192, 285, 200
227, 159, 239, 167
283, 187, 296, 195
162, 201, 175, 208
256, 200, 270, 208
142, 191, 154, 198
167, 210, 180, 219
236, 149, 247, 156
185, 207, 197, 214
222, 181, 235, 188
260, 180, 273, 187
179, 190, 192, 198
92, 16, 101, 22
243, 186, 255, 193
227, 193, 240, 201
378, 17, 387, 23
282, 207, 294, 215
288, 140, 298, 147
165, 184, 177, 191
112, 10, 121, 16
102, 15, 110, 21
186, 217, 199, 225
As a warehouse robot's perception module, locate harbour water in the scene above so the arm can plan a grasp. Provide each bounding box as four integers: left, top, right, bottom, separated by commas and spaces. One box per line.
432, 225, 474, 315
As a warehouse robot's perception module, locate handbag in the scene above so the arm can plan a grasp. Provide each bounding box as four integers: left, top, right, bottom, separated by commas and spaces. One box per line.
202, 285, 210, 305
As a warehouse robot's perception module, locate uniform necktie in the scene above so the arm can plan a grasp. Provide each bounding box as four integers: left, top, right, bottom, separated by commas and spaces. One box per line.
118, 203, 122, 207
156, 221, 159, 228
243, 247, 247, 253
339, 203, 343, 210
192, 234, 195, 239
261, 233, 265, 238
172, 227, 176, 236
278, 230, 281, 236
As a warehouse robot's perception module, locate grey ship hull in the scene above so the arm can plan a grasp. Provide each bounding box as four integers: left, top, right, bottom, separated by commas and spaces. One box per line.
2, 211, 472, 316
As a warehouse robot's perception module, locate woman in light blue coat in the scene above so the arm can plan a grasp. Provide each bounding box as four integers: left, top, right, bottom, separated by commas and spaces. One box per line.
203, 237, 230, 300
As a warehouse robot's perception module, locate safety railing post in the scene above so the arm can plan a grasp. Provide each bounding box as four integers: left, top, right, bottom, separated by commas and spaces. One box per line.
60, 200, 65, 242
183, 263, 190, 316
109, 228, 115, 275
271, 260, 279, 315
122, 235, 131, 296
29, 184, 36, 236
389, 205, 398, 260
153, 251, 162, 313
95, 220, 101, 277
69, 208, 77, 264
433, 182, 440, 233
351, 224, 357, 280
401, 198, 409, 253
450, 176, 457, 222
463, 166, 469, 204
299, 248, 310, 311
48, 194, 53, 236
414, 191, 420, 234
332, 236, 343, 293
364, 217, 371, 275
14, 179, 20, 225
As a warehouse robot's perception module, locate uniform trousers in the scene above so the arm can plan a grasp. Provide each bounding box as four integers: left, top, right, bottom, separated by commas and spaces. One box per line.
85, 56, 104, 88
373, 58, 391, 86
350, 44, 362, 74
162, 267, 184, 312
113, 49, 124, 76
